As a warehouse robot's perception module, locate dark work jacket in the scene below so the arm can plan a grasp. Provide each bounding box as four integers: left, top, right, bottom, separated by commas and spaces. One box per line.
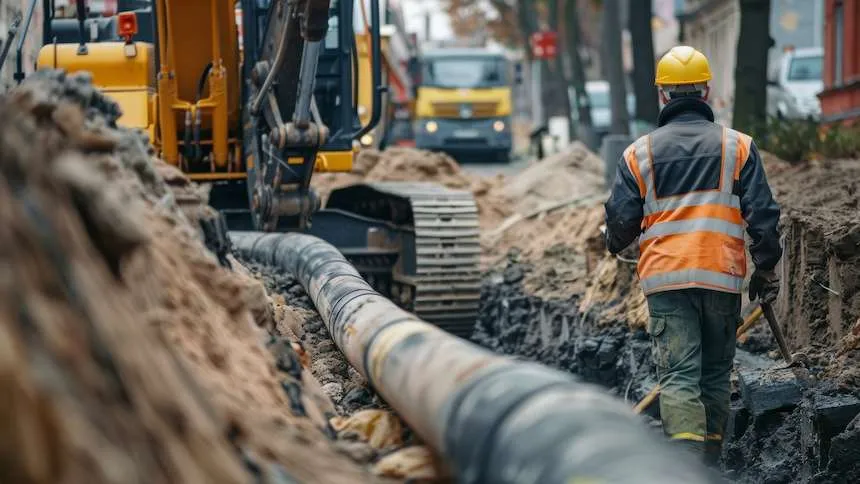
604, 97, 782, 272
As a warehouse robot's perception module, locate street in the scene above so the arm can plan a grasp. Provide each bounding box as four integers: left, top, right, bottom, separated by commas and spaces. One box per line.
458, 154, 530, 177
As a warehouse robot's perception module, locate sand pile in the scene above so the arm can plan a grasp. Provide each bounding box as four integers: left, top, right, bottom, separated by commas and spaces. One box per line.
0, 70, 399, 483
480, 143, 607, 271
497, 141, 606, 214
314, 147, 512, 231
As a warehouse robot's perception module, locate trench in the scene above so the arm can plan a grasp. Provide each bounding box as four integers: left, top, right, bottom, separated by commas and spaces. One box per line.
474, 252, 860, 484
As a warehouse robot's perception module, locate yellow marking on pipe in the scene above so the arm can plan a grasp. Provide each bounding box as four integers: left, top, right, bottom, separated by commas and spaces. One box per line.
366, 320, 435, 383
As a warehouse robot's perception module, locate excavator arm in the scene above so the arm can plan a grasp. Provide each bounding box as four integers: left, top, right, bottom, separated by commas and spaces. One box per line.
242, 0, 383, 231
30, 0, 480, 335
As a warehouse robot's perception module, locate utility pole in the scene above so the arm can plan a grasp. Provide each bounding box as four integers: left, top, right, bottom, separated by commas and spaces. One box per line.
601, 0, 629, 136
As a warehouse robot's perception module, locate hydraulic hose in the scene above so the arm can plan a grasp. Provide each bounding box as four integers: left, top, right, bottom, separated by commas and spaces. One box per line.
231, 232, 715, 484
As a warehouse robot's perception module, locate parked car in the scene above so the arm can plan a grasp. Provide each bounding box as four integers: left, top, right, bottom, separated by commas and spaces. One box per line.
569, 80, 636, 148
767, 47, 823, 120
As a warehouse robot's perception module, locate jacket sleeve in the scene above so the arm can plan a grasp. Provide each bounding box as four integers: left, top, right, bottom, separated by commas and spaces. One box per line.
739, 141, 782, 271
604, 153, 644, 254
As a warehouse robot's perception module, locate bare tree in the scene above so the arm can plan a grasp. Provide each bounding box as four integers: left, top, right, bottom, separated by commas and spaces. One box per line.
628, 0, 659, 125
733, 0, 773, 133
602, 0, 629, 135
546, 0, 574, 134
565, 0, 596, 147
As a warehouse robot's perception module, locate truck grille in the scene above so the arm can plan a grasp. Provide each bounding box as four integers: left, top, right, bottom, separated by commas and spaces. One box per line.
432, 101, 499, 118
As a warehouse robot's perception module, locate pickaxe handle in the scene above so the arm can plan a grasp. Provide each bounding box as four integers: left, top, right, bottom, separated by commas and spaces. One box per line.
761, 302, 793, 365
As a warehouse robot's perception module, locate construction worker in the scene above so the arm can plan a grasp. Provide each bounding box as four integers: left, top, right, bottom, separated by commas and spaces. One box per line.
603, 46, 782, 465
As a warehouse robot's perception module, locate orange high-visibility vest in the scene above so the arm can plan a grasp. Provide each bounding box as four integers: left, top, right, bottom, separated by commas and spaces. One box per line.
623, 128, 754, 295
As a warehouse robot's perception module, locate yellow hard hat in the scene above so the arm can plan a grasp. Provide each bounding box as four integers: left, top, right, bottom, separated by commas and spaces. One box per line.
655, 46, 712, 85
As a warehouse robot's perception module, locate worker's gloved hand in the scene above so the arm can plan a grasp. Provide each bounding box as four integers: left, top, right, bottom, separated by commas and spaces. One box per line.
749, 269, 780, 304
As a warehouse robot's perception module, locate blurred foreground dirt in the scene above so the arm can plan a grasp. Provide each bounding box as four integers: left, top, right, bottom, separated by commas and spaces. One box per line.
0, 72, 434, 484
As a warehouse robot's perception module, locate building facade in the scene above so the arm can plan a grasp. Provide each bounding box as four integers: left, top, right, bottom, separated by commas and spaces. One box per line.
819, 0, 860, 124
677, 0, 824, 126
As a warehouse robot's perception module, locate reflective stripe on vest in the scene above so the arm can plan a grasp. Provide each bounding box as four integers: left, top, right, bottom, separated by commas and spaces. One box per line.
640, 269, 744, 293
631, 128, 747, 294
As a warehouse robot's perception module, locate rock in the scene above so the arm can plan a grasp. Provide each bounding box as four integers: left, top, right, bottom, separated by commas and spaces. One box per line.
503, 264, 525, 284
800, 393, 860, 470
738, 368, 804, 416
341, 387, 374, 412
824, 413, 860, 482
333, 440, 377, 464
321, 382, 345, 403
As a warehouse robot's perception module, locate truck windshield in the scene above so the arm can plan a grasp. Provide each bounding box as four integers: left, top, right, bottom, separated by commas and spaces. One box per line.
788, 55, 822, 81
588, 90, 610, 108
422, 57, 507, 89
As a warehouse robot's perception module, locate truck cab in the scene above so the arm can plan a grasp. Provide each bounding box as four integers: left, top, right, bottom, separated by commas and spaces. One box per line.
413, 48, 514, 163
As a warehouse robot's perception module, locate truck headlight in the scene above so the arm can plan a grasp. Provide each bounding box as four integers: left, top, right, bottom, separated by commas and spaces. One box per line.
360, 134, 374, 146
493, 120, 506, 132
425, 121, 439, 133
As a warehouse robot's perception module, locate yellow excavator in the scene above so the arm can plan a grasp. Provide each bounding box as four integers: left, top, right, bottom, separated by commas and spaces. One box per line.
19, 0, 480, 336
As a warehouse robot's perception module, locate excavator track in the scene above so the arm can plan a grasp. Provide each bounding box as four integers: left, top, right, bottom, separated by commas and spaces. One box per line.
325, 182, 482, 337
398, 183, 482, 337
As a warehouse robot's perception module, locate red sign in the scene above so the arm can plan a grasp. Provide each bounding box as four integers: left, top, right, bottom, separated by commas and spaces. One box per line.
530, 31, 558, 60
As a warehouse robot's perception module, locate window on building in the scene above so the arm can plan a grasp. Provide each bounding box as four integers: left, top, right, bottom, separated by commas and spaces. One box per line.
834, 1, 844, 86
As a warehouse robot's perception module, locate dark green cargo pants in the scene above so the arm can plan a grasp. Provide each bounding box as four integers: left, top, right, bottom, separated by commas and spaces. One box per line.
645, 288, 739, 459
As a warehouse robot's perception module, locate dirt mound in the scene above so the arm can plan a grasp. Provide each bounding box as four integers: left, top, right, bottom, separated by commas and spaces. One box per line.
498, 141, 605, 214
314, 147, 512, 232
480, 142, 607, 269
0, 71, 390, 483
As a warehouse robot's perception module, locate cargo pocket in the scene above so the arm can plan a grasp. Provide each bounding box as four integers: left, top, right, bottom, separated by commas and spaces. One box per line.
647, 315, 669, 368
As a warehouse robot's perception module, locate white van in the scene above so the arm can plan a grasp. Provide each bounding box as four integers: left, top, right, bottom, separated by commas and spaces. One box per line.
767, 47, 824, 120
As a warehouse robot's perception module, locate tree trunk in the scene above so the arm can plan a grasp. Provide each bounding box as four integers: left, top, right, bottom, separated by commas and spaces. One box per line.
733, 0, 773, 133
602, 0, 630, 136
565, 0, 596, 147
516, 0, 538, 59
545, 0, 574, 135
628, 0, 659, 126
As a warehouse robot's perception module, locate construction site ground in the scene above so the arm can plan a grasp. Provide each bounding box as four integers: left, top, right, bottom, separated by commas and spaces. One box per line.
2, 74, 859, 483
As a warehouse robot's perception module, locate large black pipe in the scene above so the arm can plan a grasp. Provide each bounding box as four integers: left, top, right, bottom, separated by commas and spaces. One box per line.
231, 232, 716, 483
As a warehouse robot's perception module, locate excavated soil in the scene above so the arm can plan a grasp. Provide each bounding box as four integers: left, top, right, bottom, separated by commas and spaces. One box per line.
767, 159, 860, 388
314, 147, 512, 233
472, 147, 860, 483
0, 71, 436, 483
